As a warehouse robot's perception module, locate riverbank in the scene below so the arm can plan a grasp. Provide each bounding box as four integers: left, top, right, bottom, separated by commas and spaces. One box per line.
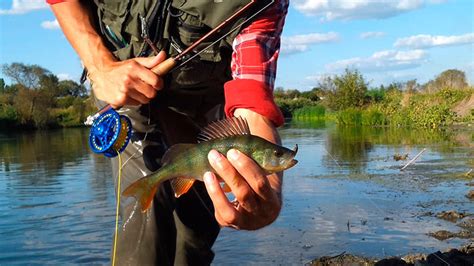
281, 87, 473, 128
310, 243, 473, 265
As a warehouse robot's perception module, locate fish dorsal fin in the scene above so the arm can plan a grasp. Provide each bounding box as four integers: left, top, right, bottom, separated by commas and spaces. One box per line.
161, 144, 194, 165
171, 177, 196, 198
197, 117, 250, 142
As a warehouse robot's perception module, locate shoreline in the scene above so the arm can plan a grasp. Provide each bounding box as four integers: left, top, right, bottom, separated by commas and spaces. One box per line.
310, 243, 473, 265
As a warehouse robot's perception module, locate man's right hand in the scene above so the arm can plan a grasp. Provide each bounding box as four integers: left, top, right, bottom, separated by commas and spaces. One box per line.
88, 51, 166, 108
50, 2, 166, 108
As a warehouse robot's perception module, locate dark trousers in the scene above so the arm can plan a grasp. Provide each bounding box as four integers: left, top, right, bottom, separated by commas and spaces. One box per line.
110, 104, 223, 265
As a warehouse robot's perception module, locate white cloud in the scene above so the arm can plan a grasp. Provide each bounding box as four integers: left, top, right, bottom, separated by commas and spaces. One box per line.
41, 19, 59, 30
57, 73, 71, 81
281, 32, 339, 55
0, 0, 48, 15
325, 49, 428, 72
292, 0, 445, 21
394, 33, 474, 48
360, 31, 386, 39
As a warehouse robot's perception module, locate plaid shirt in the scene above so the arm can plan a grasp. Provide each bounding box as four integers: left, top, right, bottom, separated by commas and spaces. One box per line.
47, 0, 288, 126
224, 0, 288, 126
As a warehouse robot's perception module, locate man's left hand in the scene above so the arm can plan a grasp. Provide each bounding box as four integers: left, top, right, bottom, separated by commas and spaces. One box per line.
204, 148, 282, 230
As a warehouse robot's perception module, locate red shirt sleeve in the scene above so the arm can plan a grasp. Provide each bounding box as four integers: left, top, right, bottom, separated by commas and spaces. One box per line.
46, 0, 65, 4
224, 0, 289, 127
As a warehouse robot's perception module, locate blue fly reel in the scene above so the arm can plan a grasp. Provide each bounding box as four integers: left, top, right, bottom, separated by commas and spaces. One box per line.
89, 108, 132, 157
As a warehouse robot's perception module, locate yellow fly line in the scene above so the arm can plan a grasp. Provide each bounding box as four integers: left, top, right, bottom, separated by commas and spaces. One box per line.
112, 151, 122, 266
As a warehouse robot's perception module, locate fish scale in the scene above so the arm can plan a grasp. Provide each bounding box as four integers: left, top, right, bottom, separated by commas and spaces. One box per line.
122, 118, 298, 212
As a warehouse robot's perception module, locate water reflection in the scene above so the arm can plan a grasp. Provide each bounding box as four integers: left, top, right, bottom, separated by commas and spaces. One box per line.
0, 124, 472, 264
0, 128, 114, 264
323, 125, 472, 174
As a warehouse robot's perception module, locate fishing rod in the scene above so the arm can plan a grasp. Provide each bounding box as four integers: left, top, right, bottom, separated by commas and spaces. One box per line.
88, 0, 275, 157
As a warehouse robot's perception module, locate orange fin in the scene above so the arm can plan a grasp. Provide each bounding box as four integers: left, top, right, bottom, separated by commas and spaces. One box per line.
222, 182, 232, 193
122, 177, 158, 213
171, 177, 195, 198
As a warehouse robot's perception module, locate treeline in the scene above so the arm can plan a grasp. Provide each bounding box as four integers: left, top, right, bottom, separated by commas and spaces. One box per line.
275, 69, 473, 128
0, 63, 95, 129
1, 63, 472, 130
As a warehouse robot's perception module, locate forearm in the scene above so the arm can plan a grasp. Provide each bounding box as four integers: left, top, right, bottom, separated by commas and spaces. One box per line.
51, 1, 115, 73
50, 1, 164, 107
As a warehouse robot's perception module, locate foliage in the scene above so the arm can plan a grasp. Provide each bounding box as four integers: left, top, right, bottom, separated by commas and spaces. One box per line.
274, 68, 472, 129
275, 97, 315, 118
423, 69, 468, 93
292, 105, 326, 120
320, 68, 368, 111
1, 62, 93, 129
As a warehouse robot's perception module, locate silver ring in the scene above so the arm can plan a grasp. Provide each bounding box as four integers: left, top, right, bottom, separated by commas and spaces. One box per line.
231, 199, 240, 209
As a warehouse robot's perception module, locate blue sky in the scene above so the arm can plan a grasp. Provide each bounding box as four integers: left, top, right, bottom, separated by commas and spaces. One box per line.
0, 0, 473, 90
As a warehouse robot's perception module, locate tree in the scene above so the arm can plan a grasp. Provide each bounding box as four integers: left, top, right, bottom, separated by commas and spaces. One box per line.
404, 79, 419, 93
2, 63, 50, 90
0, 78, 5, 93
424, 69, 468, 93
320, 68, 368, 111
2, 63, 57, 127
58, 80, 87, 98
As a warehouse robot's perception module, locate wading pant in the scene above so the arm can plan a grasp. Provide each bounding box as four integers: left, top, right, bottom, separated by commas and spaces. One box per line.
109, 100, 223, 265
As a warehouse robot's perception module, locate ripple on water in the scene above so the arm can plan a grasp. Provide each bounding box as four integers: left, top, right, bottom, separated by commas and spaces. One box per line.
1, 126, 473, 264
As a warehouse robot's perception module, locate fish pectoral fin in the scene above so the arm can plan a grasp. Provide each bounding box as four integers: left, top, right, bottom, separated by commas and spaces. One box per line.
171, 177, 196, 198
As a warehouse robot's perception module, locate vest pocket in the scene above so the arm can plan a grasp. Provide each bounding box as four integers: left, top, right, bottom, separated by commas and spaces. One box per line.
98, 0, 131, 37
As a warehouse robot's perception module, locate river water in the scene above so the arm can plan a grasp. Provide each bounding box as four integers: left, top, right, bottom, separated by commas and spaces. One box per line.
1, 122, 472, 264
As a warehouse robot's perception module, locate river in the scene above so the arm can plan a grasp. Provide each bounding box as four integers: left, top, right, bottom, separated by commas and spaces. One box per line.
1, 121, 472, 264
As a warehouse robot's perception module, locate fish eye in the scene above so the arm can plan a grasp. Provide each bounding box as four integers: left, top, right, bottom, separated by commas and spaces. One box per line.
273, 150, 283, 157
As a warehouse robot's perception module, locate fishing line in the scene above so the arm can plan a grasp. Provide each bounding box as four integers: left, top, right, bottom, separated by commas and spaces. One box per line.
112, 151, 122, 266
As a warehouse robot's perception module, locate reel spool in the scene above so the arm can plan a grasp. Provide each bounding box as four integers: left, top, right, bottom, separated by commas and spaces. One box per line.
89, 108, 132, 157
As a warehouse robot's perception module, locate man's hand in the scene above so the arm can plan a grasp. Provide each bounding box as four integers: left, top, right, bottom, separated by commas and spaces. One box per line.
50, 1, 165, 108
204, 108, 283, 230
204, 149, 281, 230
88, 51, 166, 108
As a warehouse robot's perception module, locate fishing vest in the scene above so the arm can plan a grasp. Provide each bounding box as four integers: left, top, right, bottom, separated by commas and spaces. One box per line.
90, 0, 268, 136
93, 0, 264, 90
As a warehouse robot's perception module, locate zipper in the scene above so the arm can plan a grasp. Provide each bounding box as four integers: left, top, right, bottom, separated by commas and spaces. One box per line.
137, 0, 163, 57
140, 14, 159, 55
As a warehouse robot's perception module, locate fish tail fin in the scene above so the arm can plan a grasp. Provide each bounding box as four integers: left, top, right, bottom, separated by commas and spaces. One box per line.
122, 177, 159, 213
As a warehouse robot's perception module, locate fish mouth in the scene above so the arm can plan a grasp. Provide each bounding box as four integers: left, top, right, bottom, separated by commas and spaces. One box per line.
292, 144, 298, 155
288, 159, 298, 168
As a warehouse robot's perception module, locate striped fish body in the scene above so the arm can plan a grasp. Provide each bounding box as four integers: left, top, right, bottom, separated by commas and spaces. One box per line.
123, 118, 298, 212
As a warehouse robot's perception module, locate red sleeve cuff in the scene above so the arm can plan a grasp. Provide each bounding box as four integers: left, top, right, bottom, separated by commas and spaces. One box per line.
46, 0, 65, 4
224, 79, 284, 127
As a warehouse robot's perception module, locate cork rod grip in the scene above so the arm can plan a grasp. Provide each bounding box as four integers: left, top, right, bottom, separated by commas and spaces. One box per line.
151, 57, 176, 76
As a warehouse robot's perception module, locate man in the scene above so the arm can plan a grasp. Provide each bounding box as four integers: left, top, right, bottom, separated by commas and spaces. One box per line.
48, 0, 288, 264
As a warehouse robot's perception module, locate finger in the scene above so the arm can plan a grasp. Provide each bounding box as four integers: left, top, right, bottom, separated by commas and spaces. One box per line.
134, 51, 167, 69
108, 90, 141, 107
227, 149, 277, 203
130, 78, 157, 99
133, 54, 165, 90
208, 150, 258, 212
203, 171, 241, 227
118, 84, 150, 105
134, 68, 162, 90
123, 98, 141, 106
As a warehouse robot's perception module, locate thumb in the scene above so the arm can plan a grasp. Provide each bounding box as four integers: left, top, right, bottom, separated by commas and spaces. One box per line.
134, 51, 167, 69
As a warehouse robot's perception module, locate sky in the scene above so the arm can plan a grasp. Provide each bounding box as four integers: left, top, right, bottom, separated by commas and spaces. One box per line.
0, 0, 473, 91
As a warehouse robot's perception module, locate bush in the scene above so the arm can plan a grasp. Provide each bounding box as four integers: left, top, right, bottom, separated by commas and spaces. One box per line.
361, 107, 387, 126
292, 105, 326, 120
276, 97, 315, 118
336, 108, 363, 125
